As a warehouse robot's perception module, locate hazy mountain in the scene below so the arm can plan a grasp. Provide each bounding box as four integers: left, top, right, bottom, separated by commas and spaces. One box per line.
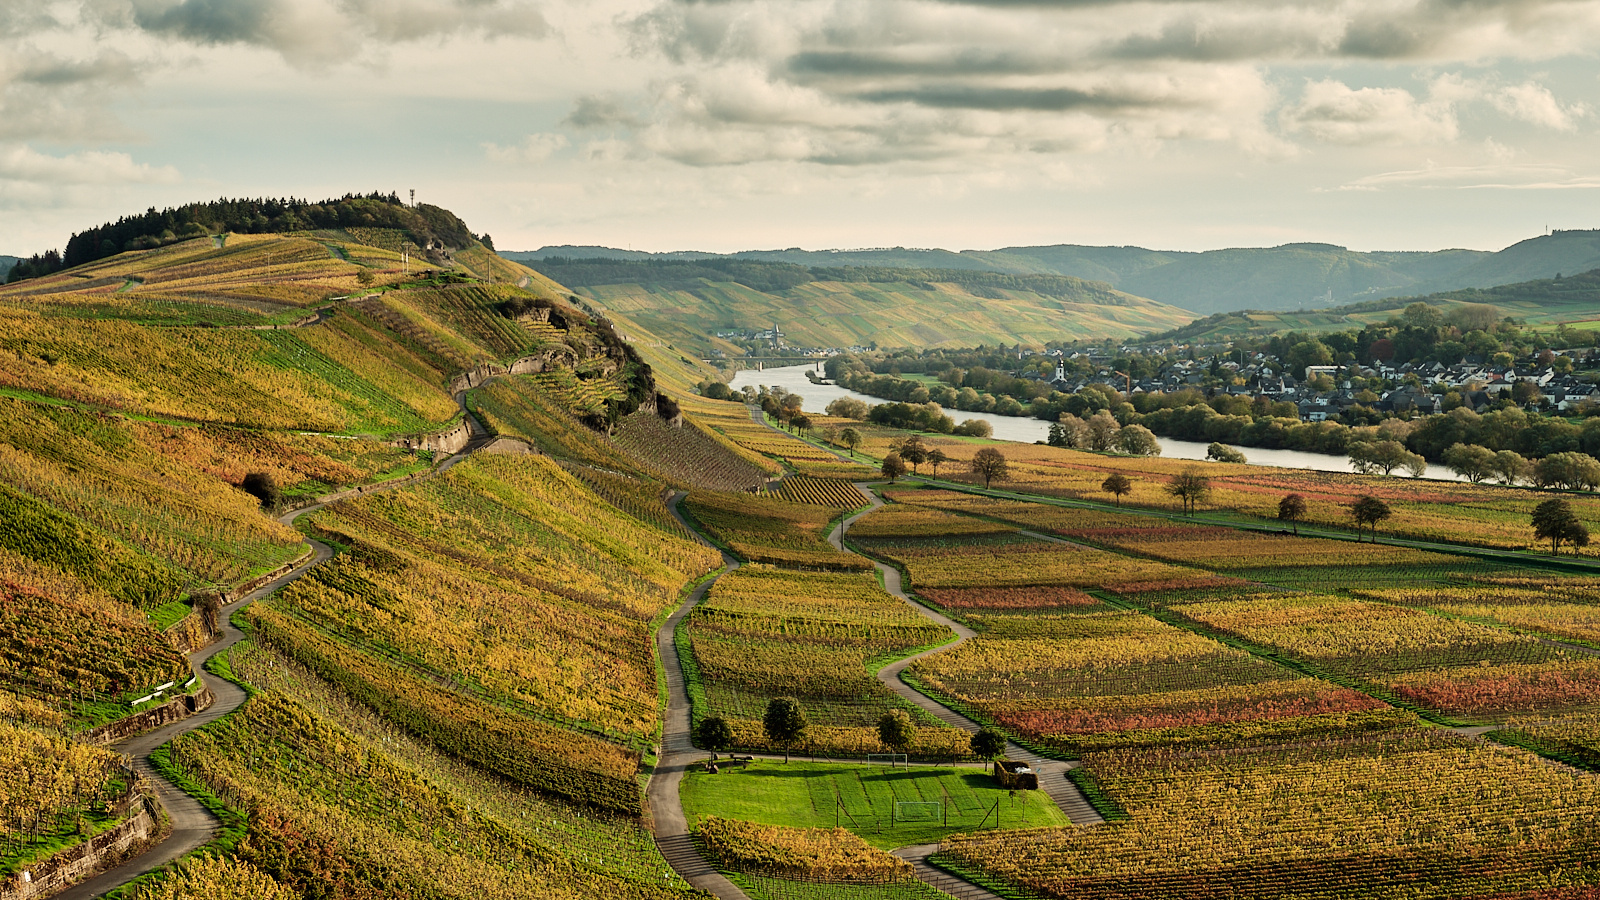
0, 256, 17, 279
512, 229, 1600, 316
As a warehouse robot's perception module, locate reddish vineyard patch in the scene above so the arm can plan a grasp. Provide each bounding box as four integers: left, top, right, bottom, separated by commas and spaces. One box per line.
919, 586, 1101, 611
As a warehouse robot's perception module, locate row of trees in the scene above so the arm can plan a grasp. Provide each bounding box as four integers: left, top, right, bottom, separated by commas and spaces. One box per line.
693, 703, 1011, 762
1046, 410, 1160, 457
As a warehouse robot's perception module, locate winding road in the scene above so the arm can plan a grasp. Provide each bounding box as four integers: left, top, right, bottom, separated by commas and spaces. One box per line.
646, 485, 1103, 900
56, 423, 493, 898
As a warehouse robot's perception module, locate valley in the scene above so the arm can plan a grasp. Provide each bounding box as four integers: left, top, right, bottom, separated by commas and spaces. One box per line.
8, 202, 1600, 900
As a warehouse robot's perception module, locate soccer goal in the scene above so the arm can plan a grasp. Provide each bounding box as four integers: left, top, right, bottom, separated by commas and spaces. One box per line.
867, 753, 908, 768
894, 801, 943, 825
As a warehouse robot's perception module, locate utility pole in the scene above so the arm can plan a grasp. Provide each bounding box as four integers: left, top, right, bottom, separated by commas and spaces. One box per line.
410, 189, 416, 208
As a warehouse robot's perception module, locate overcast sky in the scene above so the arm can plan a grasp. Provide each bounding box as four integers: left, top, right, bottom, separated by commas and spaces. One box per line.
3, 0, 1598, 256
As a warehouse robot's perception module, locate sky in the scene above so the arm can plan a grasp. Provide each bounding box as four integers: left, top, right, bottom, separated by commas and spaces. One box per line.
2, 0, 1599, 257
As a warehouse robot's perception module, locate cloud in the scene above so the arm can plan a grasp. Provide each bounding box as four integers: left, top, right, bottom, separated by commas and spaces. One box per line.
1490, 81, 1585, 130
1337, 163, 1600, 191
83, 0, 550, 66
1281, 79, 1459, 145
0, 145, 180, 185
484, 132, 570, 163
0, 49, 149, 142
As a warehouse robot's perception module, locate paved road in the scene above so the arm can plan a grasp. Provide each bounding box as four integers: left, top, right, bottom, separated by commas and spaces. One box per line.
650, 494, 752, 900
832, 485, 1104, 827
56, 414, 495, 898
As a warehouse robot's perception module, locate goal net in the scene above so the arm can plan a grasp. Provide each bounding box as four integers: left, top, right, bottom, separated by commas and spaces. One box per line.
867, 753, 908, 768
894, 801, 942, 824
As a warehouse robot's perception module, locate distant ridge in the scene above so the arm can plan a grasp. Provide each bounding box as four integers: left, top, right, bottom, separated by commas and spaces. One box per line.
508, 228, 1600, 316
0, 255, 17, 279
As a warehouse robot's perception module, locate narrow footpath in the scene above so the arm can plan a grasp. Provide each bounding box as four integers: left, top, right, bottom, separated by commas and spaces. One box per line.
57, 418, 495, 898
651, 495, 752, 900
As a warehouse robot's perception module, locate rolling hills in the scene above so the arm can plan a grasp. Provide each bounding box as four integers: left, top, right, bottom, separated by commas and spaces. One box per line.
512, 227, 1600, 318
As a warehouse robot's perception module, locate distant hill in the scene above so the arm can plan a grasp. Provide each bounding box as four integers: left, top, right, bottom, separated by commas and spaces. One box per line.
520, 256, 1194, 351
513, 229, 1600, 316
0, 256, 16, 279
1151, 267, 1600, 343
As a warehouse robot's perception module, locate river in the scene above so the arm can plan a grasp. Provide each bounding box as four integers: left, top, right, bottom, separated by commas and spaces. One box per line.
728, 364, 1466, 481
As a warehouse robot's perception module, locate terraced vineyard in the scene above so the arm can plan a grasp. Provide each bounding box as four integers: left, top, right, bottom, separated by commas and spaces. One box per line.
680, 566, 965, 757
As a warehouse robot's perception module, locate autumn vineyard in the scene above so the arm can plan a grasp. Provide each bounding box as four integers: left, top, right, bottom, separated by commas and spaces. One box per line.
8, 204, 1600, 900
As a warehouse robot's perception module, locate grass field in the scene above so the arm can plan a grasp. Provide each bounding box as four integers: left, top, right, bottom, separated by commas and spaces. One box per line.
681, 760, 1068, 849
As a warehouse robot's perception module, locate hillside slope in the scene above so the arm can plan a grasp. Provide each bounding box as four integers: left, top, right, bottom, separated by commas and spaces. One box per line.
515, 229, 1600, 317
521, 257, 1193, 351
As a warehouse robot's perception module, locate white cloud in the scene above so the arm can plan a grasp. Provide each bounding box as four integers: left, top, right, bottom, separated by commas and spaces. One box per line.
0, 145, 180, 185
1491, 81, 1585, 130
484, 133, 570, 163
1281, 79, 1459, 145
1340, 163, 1600, 190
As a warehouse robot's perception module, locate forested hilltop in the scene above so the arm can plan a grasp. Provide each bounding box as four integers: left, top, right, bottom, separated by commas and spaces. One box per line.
6, 193, 493, 283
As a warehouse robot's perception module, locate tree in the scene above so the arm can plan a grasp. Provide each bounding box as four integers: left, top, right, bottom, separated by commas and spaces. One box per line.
1442, 443, 1496, 484
971, 447, 1009, 489
1116, 424, 1161, 457
1166, 468, 1210, 516
881, 452, 908, 483
899, 436, 928, 474
1278, 493, 1306, 535
953, 419, 992, 438
695, 716, 734, 760
839, 428, 861, 457
763, 697, 807, 762
241, 472, 281, 510
1535, 452, 1600, 491
791, 414, 812, 436
1051, 414, 1089, 449
1349, 495, 1392, 542
1493, 450, 1532, 486
876, 710, 915, 755
1206, 442, 1247, 464
927, 448, 949, 479
826, 397, 869, 420
1086, 410, 1120, 452
1348, 441, 1423, 477
1532, 499, 1591, 555
1102, 473, 1132, 506
970, 728, 1006, 761
356, 267, 375, 286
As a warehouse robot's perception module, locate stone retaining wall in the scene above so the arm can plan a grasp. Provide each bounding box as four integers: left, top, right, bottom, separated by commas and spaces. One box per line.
80, 687, 216, 746
0, 797, 159, 900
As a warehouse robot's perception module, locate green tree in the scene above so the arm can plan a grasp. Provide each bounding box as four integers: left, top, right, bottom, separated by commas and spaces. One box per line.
1086, 410, 1120, 452
1442, 443, 1497, 484
839, 427, 862, 457
876, 710, 915, 755
881, 451, 908, 483
899, 436, 928, 474
356, 267, 376, 286
1349, 441, 1423, 477
1349, 495, 1392, 542
1166, 468, 1210, 516
763, 697, 808, 763
1116, 424, 1161, 457
970, 728, 1006, 761
1206, 442, 1247, 464
1493, 450, 1531, 485
791, 414, 812, 436
1278, 493, 1306, 535
1535, 452, 1600, 491
971, 447, 1009, 488
927, 448, 949, 479
1101, 473, 1132, 506
695, 716, 734, 760
1531, 499, 1590, 555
